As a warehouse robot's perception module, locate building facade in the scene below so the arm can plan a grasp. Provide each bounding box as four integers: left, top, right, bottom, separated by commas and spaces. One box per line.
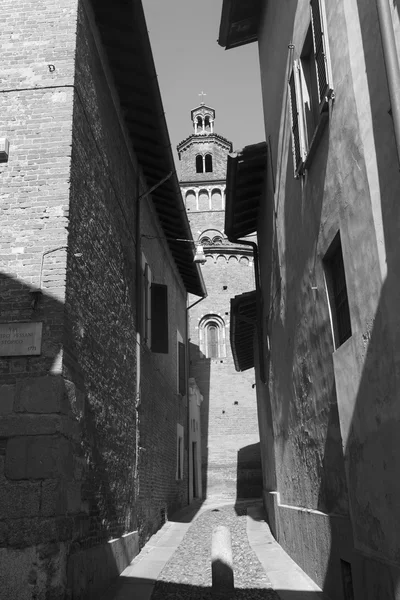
178, 104, 262, 504
220, 0, 400, 598
0, 2, 205, 599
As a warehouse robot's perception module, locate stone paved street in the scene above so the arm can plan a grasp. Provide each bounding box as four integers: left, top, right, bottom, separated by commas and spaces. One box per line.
102, 501, 324, 600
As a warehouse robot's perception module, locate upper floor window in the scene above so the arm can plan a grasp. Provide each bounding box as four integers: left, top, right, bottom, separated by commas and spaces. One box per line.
324, 234, 351, 349
199, 315, 226, 359
196, 155, 203, 173
288, 0, 334, 176
205, 154, 213, 173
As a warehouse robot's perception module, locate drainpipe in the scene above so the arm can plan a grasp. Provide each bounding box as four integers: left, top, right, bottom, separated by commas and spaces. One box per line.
376, 0, 400, 165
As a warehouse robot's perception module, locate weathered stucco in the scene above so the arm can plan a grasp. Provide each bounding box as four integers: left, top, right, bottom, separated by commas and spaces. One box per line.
252, 0, 400, 598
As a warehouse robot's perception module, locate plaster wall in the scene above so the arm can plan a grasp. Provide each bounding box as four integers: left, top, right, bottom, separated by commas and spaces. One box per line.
253, 0, 400, 597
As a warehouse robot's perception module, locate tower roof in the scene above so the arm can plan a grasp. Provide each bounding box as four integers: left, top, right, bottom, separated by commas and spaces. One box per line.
191, 104, 216, 121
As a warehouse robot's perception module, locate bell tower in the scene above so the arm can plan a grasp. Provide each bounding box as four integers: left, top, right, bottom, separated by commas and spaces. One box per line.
178, 101, 262, 505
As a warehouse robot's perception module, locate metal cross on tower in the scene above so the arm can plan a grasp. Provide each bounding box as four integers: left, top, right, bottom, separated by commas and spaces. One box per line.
199, 91, 206, 105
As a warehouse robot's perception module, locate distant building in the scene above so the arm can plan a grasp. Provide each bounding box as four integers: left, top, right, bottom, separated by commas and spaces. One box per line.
0, 1, 205, 598
177, 103, 262, 504
220, 0, 400, 598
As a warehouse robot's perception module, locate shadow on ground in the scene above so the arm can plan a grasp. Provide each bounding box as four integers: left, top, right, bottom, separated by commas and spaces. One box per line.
149, 579, 324, 599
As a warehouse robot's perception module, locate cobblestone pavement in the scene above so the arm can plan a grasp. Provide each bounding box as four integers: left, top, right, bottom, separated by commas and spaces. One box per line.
151, 504, 280, 600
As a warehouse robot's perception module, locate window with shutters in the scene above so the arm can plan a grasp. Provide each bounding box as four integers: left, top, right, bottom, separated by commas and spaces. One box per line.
324, 234, 352, 349
151, 282, 169, 353
177, 330, 186, 395
141, 253, 152, 348
288, 0, 333, 176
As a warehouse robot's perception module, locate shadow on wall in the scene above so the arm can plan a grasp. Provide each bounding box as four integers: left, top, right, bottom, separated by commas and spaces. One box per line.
0, 272, 136, 599
189, 341, 211, 500
235, 442, 263, 508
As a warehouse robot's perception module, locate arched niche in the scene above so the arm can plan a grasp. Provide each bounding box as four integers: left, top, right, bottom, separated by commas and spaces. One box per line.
198, 189, 209, 211
211, 188, 222, 210
185, 190, 197, 211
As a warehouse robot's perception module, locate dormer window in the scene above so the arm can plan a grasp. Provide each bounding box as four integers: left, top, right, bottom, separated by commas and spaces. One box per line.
196, 155, 204, 173
205, 154, 213, 173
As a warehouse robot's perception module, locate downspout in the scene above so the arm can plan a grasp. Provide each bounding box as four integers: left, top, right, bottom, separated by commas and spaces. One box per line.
376, 0, 400, 165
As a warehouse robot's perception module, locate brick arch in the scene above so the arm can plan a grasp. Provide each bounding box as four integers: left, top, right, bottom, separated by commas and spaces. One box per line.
198, 228, 224, 245
198, 314, 226, 359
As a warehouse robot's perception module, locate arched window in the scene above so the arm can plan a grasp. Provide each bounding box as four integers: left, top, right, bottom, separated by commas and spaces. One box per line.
205, 154, 213, 173
204, 116, 211, 131
196, 155, 203, 173
207, 322, 219, 358
200, 236, 211, 246
199, 315, 226, 359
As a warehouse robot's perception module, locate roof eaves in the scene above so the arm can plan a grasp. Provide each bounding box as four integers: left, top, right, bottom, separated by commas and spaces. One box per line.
218, 0, 263, 50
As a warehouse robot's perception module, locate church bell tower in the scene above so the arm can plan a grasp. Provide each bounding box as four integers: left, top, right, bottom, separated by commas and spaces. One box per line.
177, 100, 262, 505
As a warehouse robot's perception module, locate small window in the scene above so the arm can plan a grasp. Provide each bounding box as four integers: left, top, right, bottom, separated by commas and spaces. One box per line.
176, 424, 184, 480
324, 235, 351, 349
151, 283, 169, 353
205, 154, 213, 173
196, 155, 203, 173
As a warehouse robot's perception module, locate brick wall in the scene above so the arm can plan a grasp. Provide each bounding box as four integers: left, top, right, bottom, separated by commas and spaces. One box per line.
0, 1, 191, 598
179, 136, 231, 182
0, 2, 78, 598
186, 203, 261, 502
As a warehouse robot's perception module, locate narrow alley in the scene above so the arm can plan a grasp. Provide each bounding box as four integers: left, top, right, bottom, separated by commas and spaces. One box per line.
2, 0, 400, 599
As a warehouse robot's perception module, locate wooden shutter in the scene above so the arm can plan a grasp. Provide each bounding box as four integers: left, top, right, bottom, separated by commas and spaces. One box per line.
178, 341, 186, 395
310, 0, 333, 109
151, 283, 168, 353
288, 61, 306, 175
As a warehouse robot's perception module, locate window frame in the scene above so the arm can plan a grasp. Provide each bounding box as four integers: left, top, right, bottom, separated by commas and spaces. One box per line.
198, 315, 226, 359
323, 234, 352, 350
288, 0, 333, 177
